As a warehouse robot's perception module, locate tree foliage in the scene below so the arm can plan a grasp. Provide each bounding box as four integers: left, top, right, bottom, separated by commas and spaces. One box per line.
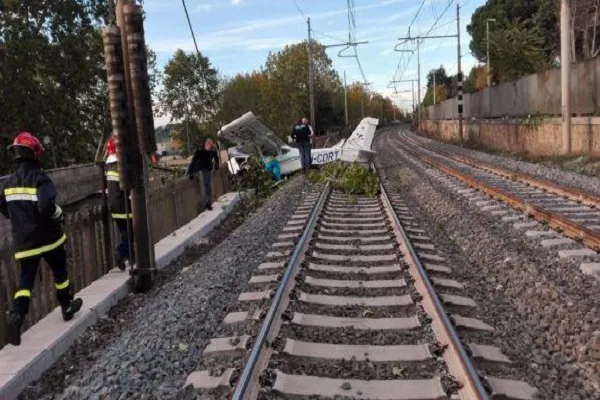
259, 40, 342, 136
207, 40, 401, 142
489, 19, 551, 81
423, 67, 452, 107
0, 0, 110, 173
467, 0, 600, 84
159, 49, 219, 124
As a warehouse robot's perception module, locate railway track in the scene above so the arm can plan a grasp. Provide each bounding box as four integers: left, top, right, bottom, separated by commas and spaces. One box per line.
184, 174, 538, 399
388, 128, 600, 257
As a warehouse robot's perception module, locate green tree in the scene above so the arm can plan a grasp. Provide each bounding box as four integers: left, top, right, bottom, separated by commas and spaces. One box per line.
489, 19, 550, 82
0, 0, 111, 173
423, 67, 452, 107
260, 40, 343, 137
158, 49, 219, 154
159, 49, 219, 123
217, 72, 265, 125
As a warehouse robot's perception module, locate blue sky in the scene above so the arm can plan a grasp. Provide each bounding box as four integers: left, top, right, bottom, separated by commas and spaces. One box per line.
143, 0, 483, 125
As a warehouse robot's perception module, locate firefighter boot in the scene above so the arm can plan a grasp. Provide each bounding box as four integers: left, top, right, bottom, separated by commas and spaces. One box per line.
7, 312, 23, 346
61, 298, 83, 321
115, 250, 127, 271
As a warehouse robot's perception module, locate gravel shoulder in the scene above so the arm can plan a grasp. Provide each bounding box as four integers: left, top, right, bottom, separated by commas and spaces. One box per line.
376, 129, 600, 400
20, 177, 308, 400
408, 127, 600, 197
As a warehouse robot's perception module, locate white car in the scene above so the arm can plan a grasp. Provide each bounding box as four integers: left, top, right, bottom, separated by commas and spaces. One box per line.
219, 112, 378, 176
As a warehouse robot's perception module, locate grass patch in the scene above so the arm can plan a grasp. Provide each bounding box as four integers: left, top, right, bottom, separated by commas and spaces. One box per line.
306, 162, 380, 197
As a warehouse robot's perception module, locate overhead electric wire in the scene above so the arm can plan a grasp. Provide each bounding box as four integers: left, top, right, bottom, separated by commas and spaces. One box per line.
181, 0, 201, 56
311, 29, 347, 44
293, 0, 307, 22
391, 0, 454, 86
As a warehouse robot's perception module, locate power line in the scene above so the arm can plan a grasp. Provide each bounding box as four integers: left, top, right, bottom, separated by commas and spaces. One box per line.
311, 29, 347, 44
181, 0, 201, 56
293, 0, 307, 22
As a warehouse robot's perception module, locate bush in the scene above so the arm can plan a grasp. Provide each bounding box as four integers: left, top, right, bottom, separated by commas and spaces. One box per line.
307, 162, 380, 197
233, 157, 275, 199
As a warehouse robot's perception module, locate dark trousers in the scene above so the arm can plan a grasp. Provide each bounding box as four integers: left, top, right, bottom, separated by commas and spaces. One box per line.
115, 219, 134, 263
201, 169, 213, 207
12, 245, 73, 318
298, 142, 312, 170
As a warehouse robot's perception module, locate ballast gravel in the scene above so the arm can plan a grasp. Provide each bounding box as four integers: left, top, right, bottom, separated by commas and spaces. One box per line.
406, 127, 600, 197
376, 129, 600, 399
19, 177, 308, 400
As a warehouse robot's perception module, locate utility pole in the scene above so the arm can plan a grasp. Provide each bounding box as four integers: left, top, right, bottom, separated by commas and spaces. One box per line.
343, 71, 349, 133
307, 17, 316, 133
412, 81, 415, 119
417, 40, 422, 131
486, 18, 496, 87
104, 0, 156, 292
561, 0, 571, 154
397, 2, 463, 138
457, 2, 463, 141
361, 89, 365, 118
389, 78, 418, 126
433, 71, 436, 104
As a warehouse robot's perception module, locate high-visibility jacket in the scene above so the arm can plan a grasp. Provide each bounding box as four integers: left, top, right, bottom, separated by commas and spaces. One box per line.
0, 160, 65, 260
105, 158, 131, 220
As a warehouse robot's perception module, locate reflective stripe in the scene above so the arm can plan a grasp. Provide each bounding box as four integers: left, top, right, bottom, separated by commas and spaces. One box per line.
112, 213, 132, 219
14, 289, 31, 299
55, 279, 70, 290
4, 187, 37, 195
54, 205, 63, 218
106, 171, 120, 182
6, 194, 38, 202
15, 234, 67, 260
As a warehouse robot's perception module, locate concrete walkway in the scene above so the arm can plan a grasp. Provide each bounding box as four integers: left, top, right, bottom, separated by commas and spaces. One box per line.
0, 192, 241, 400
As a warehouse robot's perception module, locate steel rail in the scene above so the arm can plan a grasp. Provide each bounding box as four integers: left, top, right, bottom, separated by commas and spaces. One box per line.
375, 164, 490, 400
393, 138, 600, 251
232, 183, 330, 400
403, 131, 600, 209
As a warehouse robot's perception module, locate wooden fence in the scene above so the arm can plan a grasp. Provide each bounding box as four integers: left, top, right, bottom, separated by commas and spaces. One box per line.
0, 169, 231, 349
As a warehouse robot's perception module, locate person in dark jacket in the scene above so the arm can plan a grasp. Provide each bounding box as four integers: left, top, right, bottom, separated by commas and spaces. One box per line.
0, 132, 83, 346
186, 138, 219, 210
104, 135, 134, 271
291, 117, 314, 172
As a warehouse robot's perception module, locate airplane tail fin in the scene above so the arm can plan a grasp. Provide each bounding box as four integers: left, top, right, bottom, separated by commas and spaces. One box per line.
341, 117, 379, 151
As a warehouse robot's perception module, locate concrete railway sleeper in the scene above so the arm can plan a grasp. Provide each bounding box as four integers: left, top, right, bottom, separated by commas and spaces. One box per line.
184, 180, 538, 399
391, 129, 600, 253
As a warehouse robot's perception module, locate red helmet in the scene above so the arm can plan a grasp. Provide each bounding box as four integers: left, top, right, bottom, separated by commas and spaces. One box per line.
9, 132, 44, 161
106, 135, 117, 156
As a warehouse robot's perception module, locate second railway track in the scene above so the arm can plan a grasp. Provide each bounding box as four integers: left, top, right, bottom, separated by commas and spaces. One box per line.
389, 128, 600, 254
184, 170, 539, 399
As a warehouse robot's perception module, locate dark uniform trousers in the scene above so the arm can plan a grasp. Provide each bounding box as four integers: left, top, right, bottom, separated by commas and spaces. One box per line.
13, 245, 72, 318
0, 160, 74, 319
106, 164, 135, 263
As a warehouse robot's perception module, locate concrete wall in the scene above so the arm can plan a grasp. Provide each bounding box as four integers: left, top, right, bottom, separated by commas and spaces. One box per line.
425, 57, 600, 120
420, 117, 600, 157
0, 163, 102, 205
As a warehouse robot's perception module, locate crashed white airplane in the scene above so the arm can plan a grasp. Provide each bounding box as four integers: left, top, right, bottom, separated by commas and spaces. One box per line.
218, 112, 379, 177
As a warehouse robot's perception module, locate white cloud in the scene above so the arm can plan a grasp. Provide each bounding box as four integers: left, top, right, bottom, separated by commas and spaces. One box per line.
197, 3, 214, 11
380, 49, 393, 56
231, 0, 244, 4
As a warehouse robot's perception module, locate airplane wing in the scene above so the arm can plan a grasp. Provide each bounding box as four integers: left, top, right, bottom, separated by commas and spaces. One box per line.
218, 112, 286, 156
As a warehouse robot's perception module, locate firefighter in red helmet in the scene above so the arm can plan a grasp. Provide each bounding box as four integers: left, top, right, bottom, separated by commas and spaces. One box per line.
0, 132, 83, 346
104, 135, 134, 270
